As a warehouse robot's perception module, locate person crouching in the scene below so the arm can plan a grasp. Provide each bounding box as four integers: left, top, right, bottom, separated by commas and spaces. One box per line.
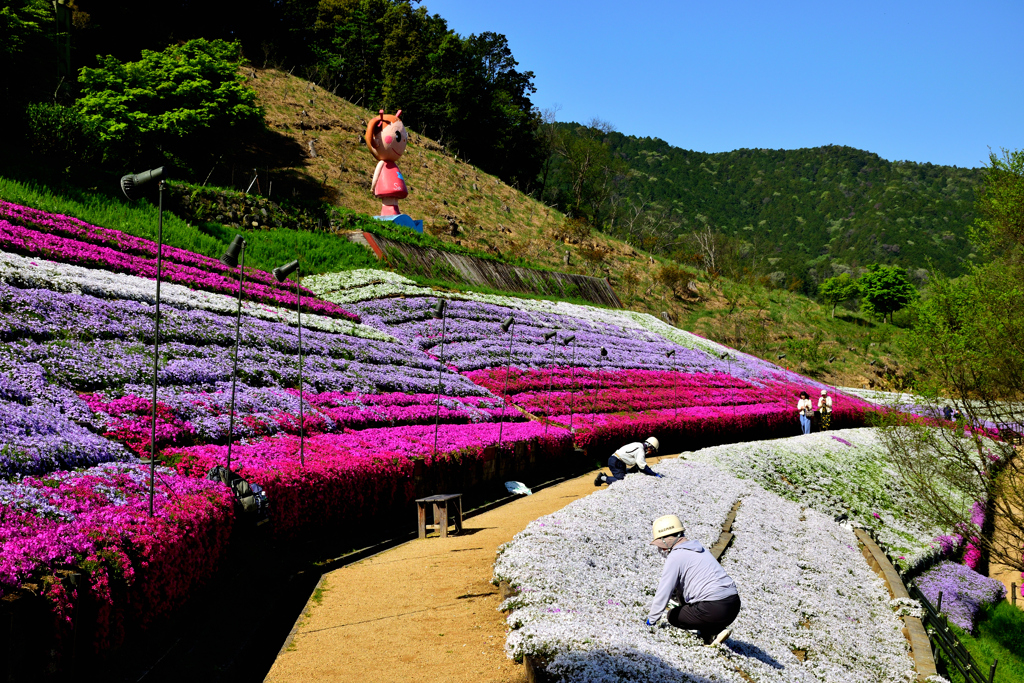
594, 437, 662, 486
645, 514, 741, 646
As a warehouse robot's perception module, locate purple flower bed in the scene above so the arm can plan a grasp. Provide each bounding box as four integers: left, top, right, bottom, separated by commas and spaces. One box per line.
0, 218, 359, 321
351, 296, 792, 381
916, 561, 1006, 630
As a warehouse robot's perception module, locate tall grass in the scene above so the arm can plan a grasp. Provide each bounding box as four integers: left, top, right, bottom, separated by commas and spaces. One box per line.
941, 602, 1024, 683
0, 176, 380, 275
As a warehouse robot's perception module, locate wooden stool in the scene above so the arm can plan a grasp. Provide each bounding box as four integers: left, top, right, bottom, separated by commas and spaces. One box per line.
416, 494, 463, 538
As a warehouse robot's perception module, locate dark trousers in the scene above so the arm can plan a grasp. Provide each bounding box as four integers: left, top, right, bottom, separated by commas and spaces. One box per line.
606, 455, 638, 483
668, 593, 741, 643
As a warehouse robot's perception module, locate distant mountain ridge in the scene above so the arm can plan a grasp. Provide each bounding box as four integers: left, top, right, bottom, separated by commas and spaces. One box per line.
588, 131, 983, 286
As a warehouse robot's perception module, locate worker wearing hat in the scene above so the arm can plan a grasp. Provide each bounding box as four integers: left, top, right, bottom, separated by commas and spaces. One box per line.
645, 514, 741, 647
594, 437, 663, 486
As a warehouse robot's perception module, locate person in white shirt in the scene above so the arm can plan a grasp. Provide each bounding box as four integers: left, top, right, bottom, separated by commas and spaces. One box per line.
817, 389, 833, 431
645, 514, 740, 646
797, 391, 813, 434
594, 437, 662, 486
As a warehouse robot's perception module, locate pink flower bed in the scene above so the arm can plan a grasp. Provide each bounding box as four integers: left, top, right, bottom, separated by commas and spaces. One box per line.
0, 201, 316, 297
0, 462, 233, 651
559, 397, 871, 454
0, 218, 359, 321
169, 421, 572, 541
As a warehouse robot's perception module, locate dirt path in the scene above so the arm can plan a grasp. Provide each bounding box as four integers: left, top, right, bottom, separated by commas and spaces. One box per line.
264, 456, 672, 683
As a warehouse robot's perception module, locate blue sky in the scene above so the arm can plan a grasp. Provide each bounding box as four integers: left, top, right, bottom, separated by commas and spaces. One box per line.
423, 0, 1022, 168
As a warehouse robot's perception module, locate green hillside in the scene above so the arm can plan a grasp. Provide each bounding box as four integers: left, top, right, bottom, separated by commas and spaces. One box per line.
541, 126, 983, 292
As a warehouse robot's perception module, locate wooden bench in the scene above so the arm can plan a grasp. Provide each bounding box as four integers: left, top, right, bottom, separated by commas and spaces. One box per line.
416, 494, 463, 539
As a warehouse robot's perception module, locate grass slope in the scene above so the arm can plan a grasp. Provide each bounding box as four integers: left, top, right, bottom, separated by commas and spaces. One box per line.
248, 67, 913, 390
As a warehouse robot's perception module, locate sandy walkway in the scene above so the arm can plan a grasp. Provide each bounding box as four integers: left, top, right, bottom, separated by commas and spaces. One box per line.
264, 456, 673, 683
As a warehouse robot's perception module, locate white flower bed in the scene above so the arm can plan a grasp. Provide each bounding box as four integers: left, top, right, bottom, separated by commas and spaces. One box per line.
494, 459, 915, 682
0, 250, 394, 341
683, 428, 960, 566
307, 268, 726, 355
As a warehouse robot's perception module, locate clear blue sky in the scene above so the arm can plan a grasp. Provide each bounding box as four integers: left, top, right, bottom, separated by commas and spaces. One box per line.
423, 0, 1022, 169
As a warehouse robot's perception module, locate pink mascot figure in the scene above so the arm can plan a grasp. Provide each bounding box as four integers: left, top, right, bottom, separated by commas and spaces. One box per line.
365, 109, 408, 216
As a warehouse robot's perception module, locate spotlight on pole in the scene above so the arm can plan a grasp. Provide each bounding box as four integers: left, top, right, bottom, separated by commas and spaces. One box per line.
273, 259, 299, 283
667, 349, 679, 420
220, 234, 245, 268
718, 351, 734, 417
121, 166, 168, 517
777, 353, 786, 360
543, 330, 559, 436
592, 347, 608, 430
496, 316, 515, 454
275, 258, 305, 465
221, 235, 247, 475
432, 298, 447, 319
562, 335, 577, 435
120, 166, 165, 201
431, 299, 449, 458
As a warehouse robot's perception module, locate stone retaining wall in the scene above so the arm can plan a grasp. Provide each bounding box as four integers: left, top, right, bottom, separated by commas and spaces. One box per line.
358, 232, 624, 308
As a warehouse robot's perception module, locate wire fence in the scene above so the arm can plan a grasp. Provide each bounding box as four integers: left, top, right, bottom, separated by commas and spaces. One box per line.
906, 580, 998, 683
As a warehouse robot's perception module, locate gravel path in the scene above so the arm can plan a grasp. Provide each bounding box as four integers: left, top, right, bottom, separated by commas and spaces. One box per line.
264, 458, 673, 682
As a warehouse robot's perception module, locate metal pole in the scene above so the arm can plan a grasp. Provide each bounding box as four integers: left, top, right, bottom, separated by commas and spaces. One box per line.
296, 269, 304, 466
226, 243, 245, 473
568, 339, 577, 434
592, 352, 604, 430
545, 339, 556, 437
433, 307, 447, 459
1012, 582, 1017, 607
149, 181, 164, 517
496, 322, 514, 453
673, 358, 678, 421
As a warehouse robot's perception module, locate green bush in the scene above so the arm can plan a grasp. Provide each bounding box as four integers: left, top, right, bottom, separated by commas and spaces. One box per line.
76, 38, 262, 173
24, 103, 99, 171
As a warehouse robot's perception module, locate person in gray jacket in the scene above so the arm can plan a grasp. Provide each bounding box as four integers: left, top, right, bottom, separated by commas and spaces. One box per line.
594, 437, 663, 486
645, 514, 740, 646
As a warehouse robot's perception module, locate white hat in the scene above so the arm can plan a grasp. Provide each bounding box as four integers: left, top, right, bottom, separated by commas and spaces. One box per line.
651, 514, 684, 542
644, 436, 660, 452
821, 389, 828, 395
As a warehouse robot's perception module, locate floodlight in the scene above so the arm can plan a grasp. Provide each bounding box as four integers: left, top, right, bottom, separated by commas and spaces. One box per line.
273, 260, 299, 283
432, 299, 447, 319
562, 334, 576, 345
600, 347, 608, 357
667, 350, 676, 358
500, 316, 515, 333
543, 331, 557, 341
120, 166, 165, 201
220, 235, 246, 268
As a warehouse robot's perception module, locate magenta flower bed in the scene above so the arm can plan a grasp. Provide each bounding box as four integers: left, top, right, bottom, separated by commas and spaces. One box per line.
170, 421, 572, 541
0, 201, 319, 298
0, 462, 233, 650
0, 218, 359, 321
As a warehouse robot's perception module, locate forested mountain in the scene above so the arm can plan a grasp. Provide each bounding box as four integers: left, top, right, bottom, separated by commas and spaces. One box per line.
539, 124, 983, 291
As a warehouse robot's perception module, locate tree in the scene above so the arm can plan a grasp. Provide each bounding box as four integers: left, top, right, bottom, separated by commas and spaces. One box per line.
880, 148, 1024, 576
973, 148, 1024, 263
818, 272, 860, 318
76, 39, 263, 174
859, 264, 916, 323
